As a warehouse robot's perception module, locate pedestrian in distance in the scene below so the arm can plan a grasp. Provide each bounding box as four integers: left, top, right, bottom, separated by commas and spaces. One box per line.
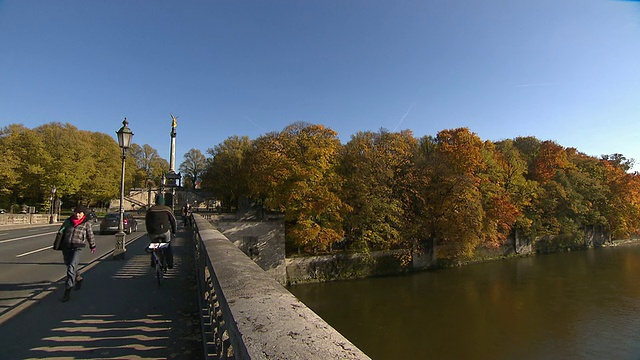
145, 194, 177, 268
182, 202, 192, 228
56, 204, 96, 303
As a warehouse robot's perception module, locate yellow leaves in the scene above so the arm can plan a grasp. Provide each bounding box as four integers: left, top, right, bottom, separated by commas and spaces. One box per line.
435, 128, 485, 177
250, 123, 346, 252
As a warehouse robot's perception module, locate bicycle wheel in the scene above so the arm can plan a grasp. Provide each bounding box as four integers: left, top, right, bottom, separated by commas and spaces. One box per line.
161, 252, 168, 273
155, 252, 162, 285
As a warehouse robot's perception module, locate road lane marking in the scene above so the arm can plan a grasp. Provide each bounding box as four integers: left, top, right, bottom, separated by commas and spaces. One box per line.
0, 231, 57, 244
13, 232, 145, 258
17, 246, 51, 257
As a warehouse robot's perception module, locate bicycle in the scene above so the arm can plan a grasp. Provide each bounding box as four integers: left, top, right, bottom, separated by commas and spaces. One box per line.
145, 242, 169, 285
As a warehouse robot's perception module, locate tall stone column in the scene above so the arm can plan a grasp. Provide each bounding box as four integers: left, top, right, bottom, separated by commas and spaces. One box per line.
169, 113, 178, 172
165, 114, 182, 212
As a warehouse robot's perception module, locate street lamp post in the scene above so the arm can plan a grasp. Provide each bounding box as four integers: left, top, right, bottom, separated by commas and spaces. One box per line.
114, 118, 133, 260
49, 185, 56, 224
160, 173, 166, 200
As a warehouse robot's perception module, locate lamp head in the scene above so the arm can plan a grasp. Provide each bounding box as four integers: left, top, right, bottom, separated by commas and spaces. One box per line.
116, 118, 134, 149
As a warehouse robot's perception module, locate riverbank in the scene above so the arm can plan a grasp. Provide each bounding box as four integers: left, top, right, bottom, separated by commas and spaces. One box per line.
285, 237, 640, 285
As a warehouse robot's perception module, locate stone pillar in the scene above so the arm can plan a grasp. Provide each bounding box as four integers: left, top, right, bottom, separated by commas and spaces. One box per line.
169, 114, 177, 172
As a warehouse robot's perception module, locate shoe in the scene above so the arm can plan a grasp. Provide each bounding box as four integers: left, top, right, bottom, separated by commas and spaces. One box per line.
75, 278, 83, 290
62, 289, 71, 302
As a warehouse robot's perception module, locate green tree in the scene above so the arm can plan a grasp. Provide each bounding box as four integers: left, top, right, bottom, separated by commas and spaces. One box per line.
203, 136, 252, 211
512, 136, 542, 177
37, 123, 131, 208
179, 148, 207, 189
129, 144, 169, 188
80, 132, 122, 205
0, 125, 22, 202
4, 124, 51, 205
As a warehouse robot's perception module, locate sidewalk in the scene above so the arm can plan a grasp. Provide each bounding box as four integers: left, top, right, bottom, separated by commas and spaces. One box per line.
0, 227, 203, 359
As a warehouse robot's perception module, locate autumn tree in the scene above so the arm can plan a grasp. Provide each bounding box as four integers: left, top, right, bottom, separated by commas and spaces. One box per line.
601, 153, 634, 172
249, 122, 348, 253
413, 128, 486, 258
246, 132, 291, 209
477, 140, 521, 248
493, 139, 538, 237
600, 158, 640, 238
339, 129, 417, 252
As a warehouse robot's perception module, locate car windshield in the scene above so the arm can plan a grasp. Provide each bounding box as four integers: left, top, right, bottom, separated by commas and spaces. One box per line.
105, 213, 119, 220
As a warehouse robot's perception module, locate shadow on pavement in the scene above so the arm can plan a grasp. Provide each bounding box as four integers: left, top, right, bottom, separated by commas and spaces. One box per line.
0, 229, 203, 360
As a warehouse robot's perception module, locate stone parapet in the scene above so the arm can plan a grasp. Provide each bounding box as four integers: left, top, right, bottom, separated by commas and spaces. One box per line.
192, 214, 370, 360
0, 214, 53, 226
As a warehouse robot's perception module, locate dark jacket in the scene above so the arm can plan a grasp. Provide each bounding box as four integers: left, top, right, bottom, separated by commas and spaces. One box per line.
145, 204, 177, 235
60, 216, 96, 250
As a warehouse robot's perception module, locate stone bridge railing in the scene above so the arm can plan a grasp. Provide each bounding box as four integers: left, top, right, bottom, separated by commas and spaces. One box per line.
191, 214, 371, 360
0, 213, 55, 226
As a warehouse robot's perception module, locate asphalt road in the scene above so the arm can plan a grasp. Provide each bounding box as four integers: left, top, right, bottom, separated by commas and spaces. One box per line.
0, 220, 203, 359
0, 222, 132, 316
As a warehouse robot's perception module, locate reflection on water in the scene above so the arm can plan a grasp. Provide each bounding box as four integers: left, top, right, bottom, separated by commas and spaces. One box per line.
289, 245, 640, 360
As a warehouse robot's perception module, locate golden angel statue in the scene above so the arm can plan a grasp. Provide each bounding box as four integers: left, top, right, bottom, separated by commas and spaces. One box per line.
171, 113, 178, 128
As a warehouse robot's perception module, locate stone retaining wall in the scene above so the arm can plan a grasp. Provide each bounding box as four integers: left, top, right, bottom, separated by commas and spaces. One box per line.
285, 250, 414, 285
215, 220, 287, 285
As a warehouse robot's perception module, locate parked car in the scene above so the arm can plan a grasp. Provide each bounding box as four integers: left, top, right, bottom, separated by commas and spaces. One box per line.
99, 212, 138, 235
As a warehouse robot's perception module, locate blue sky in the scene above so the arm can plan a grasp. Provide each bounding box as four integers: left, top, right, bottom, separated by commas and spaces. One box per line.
1, 0, 639, 170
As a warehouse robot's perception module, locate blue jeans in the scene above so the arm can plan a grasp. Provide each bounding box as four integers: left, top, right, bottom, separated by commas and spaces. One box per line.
62, 248, 82, 290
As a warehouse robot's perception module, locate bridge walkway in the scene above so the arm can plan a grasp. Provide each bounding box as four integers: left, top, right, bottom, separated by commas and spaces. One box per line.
0, 226, 203, 359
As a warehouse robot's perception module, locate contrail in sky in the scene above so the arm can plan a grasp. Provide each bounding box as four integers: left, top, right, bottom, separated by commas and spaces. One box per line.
393, 104, 414, 132
515, 82, 557, 88
244, 116, 266, 132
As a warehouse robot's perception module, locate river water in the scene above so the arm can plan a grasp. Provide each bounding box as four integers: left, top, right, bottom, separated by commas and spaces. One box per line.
288, 244, 640, 360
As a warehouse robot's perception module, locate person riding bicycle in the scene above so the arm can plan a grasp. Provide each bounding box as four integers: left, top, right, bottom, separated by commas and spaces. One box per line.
145, 194, 176, 268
